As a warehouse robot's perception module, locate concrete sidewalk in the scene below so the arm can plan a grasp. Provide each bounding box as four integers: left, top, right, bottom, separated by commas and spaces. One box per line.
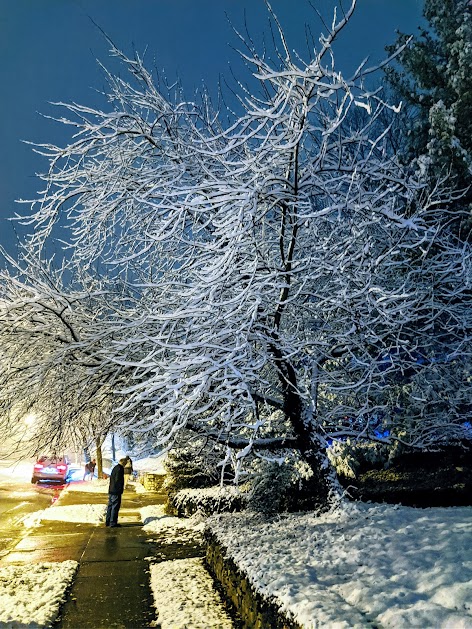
1, 486, 167, 629
56, 523, 156, 628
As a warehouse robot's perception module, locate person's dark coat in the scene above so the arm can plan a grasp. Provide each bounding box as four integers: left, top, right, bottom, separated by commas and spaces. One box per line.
85, 461, 96, 474
124, 457, 133, 475
108, 463, 125, 495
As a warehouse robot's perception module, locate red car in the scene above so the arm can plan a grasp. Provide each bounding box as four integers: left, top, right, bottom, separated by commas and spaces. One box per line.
31, 456, 70, 484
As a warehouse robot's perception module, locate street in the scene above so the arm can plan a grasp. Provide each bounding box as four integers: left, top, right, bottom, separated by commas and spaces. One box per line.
0, 457, 68, 556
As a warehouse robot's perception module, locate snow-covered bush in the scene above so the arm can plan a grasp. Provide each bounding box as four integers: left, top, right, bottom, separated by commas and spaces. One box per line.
327, 439, 399, 479
170, 486, 246, 517
246, 454, 315, 516
164, 433, 231, 495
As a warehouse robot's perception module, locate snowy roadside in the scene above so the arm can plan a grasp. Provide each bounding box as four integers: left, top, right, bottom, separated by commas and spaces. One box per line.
64, 478, 109, 493
12, 455, 471, 628
21, 476, 151, 528
150, 558, 233, 629
140, 504, 205, 544
0, 464, 161, 629
65, 477, 153, 494
0, 561, 78, 628
8, 485, 472, 628
22, 503, 106, 527
207, 501, 472, 628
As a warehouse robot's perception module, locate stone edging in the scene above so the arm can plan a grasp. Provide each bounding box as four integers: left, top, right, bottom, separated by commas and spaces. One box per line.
138, 472, 166, 491
205, 529, 301, 629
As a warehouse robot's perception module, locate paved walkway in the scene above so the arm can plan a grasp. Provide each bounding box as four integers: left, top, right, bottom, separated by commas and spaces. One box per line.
0, 487, 166, 628
1, 484, 239, 628
56, 524, 157, 628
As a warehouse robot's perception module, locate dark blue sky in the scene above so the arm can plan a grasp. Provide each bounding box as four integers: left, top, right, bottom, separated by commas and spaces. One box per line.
0, 0, 424, 256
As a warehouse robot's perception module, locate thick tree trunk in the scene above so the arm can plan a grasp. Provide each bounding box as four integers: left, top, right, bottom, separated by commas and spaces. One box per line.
281, 357, 342, 510
269, 331, 342, 510
95, 438, 103, 479
300, 440, 343, 511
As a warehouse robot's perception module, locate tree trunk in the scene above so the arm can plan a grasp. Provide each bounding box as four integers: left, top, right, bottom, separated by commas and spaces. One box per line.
280, 358, 342, 510
301, 441, 343, 511
83, 446, 91, 464
95, 438, 103, 479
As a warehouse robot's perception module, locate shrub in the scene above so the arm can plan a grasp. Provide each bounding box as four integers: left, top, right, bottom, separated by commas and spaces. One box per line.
327, 438, 401, 479
163, 433, 229, 495
170, 485, 247, 517
246, 454, 315, 516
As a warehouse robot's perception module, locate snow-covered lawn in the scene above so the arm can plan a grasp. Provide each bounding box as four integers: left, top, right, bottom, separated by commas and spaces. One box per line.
150, 558, 233, 629
0, 561, 77, 628
141, 504, 204, 544
0, 459, 36, 484
22, 504, 106, 527
133, 454, 167, 474
208, 501, 472, 629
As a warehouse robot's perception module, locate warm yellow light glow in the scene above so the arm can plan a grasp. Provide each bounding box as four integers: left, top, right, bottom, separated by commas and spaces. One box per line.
23, 413, 36, 427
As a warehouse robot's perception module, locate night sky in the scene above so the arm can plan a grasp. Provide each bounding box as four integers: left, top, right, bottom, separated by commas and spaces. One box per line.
0, 0, 424, 257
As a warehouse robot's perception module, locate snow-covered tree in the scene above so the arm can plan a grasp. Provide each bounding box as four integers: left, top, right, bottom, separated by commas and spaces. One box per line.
385, 0, 472, 231
17, 0, 472, 506
0, 251, 135, 474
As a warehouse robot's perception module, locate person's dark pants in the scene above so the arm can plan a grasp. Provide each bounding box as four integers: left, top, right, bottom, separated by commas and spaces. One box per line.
106, 493, 122, 526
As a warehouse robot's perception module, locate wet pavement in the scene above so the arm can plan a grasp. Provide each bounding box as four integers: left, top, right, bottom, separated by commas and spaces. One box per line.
0, 477, 65, 558
56, 524, 157, 629
0, 484, 238, 628
0, 485, 166, 628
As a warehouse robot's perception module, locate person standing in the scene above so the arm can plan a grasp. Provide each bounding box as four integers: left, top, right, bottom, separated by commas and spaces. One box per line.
123, 455, 133, 488
106, 458, 126, 527
83, 459, 96, 481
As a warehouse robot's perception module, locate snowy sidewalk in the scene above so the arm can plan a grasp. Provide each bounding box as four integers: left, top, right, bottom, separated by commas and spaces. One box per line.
0, 484, 238, 628
0, 486, 160, 628
56, 522, 156, 628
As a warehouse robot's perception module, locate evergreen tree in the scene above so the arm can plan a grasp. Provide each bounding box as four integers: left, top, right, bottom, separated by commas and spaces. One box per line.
386, 0, 472, 235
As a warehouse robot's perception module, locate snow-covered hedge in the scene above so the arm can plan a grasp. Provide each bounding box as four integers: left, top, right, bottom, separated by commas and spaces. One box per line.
169, 486, 247, 517
327, 439, 398, 479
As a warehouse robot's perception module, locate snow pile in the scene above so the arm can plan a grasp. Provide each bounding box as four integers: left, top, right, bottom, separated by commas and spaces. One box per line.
133, 454, 167, 474
65, 479, 109, 493
132, 480, 150, 493
0, 460, 35, 483
141, 504, 205, 544
23, 503, 106, 527
150, 558, 233, 629
208, 502, 472, 628
0, 561, 77, 628
67, 466, 90, 482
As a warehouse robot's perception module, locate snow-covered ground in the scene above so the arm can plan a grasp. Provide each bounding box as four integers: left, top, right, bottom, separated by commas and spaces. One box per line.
133, 454, 167, 474
4, 453, 471, 628
208, 501, 472, 628
22, 503, 106, 527
150, 558, 233, 628
141, 504, 205, 544
0, 459, 36, 484
0, 561, 78, 628
66, 478, 109, 493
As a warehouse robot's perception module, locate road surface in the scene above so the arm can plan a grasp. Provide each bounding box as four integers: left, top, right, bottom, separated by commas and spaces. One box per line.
0, 458, 69, 556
